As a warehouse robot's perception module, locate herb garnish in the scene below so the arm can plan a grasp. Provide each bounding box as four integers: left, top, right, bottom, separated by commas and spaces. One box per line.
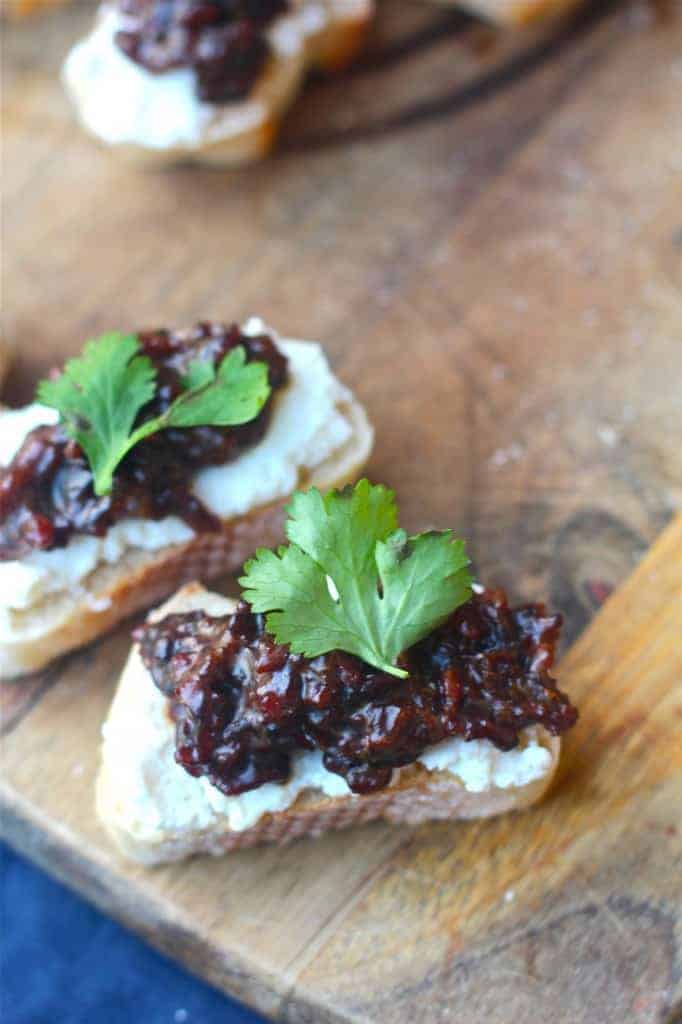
240, 480, 472, 678
37, 332, 271, 496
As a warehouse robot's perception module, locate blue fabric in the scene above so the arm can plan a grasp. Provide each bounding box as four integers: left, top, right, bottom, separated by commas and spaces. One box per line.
0, 842, 266, 1024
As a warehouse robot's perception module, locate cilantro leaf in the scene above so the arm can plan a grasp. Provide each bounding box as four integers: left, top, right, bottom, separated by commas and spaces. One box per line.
374, 528, 471, 666
37, 334, 271, 497
182, 358, 216, 391
240, 480, 472, 677
239, 544, 361, 658
160, 347, 270, 430
37, 333, 156, 497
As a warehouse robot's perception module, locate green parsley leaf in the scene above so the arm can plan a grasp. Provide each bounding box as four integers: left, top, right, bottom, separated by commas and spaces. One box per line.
37, 334, 271, 497
159, 346, 270, 430
240, 479, 472, 678
37, 333, 156, 498
182, 358, 216, 392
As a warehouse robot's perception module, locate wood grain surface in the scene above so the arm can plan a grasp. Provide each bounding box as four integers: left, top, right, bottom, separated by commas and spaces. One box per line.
2, 1, 681, 1021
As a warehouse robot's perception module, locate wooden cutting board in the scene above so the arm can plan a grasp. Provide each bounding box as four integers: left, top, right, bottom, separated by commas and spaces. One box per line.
2, 1, 681, 1022
1, 512, 681, 1024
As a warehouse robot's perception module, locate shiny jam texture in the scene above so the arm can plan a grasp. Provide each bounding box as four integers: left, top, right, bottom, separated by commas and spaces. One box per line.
114, 0, 289, 103
0, 323, 288, 560
137, 588, 578, 797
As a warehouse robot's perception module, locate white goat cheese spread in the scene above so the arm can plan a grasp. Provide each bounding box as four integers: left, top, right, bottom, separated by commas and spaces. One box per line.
0, 326, 354, 618
61, 3, 324, 150
103, 642, 553, 840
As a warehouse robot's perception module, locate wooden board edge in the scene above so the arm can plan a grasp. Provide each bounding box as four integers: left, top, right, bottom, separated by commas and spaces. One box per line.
2, 513, 681, 1022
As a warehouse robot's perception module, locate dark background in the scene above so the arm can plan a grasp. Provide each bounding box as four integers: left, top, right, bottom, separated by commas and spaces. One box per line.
1, 843, 265, 1024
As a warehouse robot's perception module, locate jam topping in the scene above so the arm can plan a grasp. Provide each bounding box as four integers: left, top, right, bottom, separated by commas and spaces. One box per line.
137, 587, 578, 797
114, 0, 289, 103
0, 323, 288, 560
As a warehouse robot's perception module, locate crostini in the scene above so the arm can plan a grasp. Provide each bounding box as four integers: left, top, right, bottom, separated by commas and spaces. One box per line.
97, 481, 577, 865
62, 0, 374, 165
0, 320, 372, 679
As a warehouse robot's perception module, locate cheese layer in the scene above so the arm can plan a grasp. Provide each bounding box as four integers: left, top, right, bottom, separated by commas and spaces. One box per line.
0, 332, 354, 616
102, 641, 553, 839
61, 4, 317, 150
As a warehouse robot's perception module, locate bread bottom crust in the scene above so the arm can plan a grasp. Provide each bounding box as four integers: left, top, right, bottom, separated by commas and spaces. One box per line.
0, 504, 286, 680
432, 0, 582, 25
0, 397, 372, 679
2, 0, 70, 17
0, 341, 12, 391
98, 736, 560, 865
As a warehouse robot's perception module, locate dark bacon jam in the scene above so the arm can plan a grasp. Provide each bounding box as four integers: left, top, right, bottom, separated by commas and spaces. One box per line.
0, 323, 288, 561
114, 0, 290, 104
136, 587, 578, 797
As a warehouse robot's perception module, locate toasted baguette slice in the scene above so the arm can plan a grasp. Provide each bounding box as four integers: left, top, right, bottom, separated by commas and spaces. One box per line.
0, 344, 372, 680
97, 583, 561, 865
429, 0, 582, 26
62, 0, 373, 166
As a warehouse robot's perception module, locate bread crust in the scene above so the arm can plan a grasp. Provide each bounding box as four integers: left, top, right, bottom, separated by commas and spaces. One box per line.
63, 0, 374, 166
99, 736, 560, 865
428, 0, 581, 25
0, 397, 373, 679
96, 585, 561, 865
0, 340, 12, 391
1, 0, 69, 18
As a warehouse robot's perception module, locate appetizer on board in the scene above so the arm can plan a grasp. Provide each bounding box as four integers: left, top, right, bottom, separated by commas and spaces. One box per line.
0, 321, 372, 678
62, 0, 374, 164
97, 481, 578, 865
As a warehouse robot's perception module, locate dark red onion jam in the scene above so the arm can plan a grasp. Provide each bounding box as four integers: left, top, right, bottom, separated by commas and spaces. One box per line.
136, 587, 578, 797
114, 0, 289, 103
0, 323, 288, 560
